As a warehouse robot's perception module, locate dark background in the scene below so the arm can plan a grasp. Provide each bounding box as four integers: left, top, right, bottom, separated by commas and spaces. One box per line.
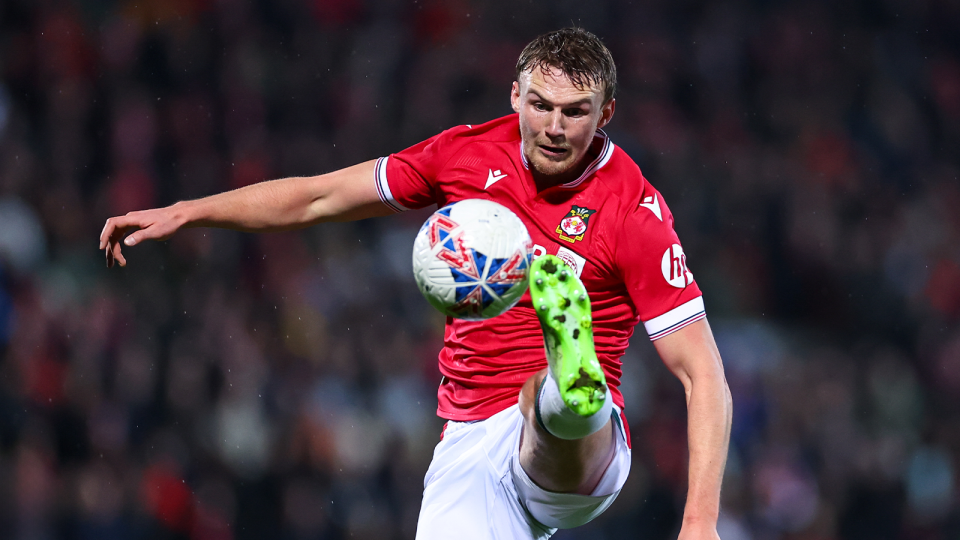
0, 0, 958, 538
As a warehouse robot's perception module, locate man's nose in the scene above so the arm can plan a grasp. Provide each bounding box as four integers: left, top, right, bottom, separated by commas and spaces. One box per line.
544, 110, 564, 138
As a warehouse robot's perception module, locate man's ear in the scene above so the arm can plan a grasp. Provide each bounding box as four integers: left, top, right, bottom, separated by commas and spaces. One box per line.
597, 98, 615, 130
511, 81, 521, 113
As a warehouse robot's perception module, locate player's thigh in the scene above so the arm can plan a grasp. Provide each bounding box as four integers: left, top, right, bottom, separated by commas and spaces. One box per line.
416, 408, 553, 540
417, 472, 552, 540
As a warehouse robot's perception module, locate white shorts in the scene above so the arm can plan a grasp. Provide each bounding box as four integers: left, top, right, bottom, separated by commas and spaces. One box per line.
415, 404, 631, 540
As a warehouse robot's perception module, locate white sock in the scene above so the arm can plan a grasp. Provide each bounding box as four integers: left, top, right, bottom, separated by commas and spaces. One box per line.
535, 372, 612, 440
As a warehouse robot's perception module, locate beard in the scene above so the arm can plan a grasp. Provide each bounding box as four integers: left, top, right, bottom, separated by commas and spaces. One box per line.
523, 139, 578, 178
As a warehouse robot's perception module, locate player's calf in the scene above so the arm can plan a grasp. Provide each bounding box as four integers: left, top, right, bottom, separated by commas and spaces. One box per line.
529, 255, 612, 440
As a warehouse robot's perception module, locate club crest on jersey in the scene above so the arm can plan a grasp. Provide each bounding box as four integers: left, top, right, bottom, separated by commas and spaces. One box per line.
556, 206, 597, 243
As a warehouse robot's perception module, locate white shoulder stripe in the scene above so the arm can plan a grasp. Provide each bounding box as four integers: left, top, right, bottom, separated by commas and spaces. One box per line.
644, 297, 706, 340
374, 156, 408, 213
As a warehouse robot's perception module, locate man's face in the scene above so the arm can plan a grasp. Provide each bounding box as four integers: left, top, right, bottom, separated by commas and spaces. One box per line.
511, 66, 615, 181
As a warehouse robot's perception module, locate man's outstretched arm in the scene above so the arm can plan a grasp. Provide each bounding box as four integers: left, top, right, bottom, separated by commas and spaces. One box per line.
653, 317, 732, 540
99, 159, 391, 267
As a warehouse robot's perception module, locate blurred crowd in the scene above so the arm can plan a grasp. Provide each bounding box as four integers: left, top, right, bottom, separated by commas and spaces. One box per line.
0, 0, 958, 539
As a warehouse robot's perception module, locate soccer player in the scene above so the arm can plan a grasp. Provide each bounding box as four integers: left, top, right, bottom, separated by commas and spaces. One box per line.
100, 28, 731, 539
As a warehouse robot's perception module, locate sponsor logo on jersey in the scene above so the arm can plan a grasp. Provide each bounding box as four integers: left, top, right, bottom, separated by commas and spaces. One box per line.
639, 193, 663, 221
531, 244, 587, 277
556, 206, 597, 243
556, 247, 587, 278
485, 169, 508, 189
661, 244, 694, 288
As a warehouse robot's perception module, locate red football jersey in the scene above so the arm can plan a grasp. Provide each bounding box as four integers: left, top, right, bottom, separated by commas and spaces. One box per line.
376, 114, 705, 422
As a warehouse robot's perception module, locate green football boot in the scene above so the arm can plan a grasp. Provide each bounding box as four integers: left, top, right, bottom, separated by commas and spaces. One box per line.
529, 255, 607, 416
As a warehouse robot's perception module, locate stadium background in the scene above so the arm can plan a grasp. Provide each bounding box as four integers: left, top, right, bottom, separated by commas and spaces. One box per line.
0, 0, 958, 538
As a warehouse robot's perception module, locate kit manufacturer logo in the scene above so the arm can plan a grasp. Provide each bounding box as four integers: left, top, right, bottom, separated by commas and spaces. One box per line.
485, 169, 507, 189
639, 193, 662, 221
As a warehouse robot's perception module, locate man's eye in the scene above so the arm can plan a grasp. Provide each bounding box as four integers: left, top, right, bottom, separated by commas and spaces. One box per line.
565, 109, 586, 117
534, 102, 547, 111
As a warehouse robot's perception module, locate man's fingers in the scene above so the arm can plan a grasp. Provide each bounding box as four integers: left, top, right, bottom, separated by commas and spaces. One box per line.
101, 214, 149, 266
105, 241, 125, 268
101, 216, 131, 245
99, 222, 109, 250
101, 209, 179, 267
123, 225, 160, 246
111, 241, 126, 267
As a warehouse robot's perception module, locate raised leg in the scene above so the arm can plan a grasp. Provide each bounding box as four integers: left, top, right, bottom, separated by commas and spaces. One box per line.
518, 256, 615, 494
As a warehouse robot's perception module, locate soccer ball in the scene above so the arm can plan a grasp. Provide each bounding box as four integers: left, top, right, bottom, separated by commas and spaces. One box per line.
412, 199, 532, 320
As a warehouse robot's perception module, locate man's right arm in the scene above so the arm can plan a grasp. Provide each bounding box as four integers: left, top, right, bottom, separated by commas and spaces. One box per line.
99, 159, 392, 267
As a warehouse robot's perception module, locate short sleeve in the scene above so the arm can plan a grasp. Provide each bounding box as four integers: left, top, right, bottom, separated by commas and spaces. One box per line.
375, 126, 468, 211
616, 187, 705, 340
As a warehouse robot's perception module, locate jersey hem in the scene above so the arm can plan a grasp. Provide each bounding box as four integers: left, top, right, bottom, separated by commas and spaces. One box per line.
644, 296, 706, 340
437, 404, 514, 422
437, 389, 628, 422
